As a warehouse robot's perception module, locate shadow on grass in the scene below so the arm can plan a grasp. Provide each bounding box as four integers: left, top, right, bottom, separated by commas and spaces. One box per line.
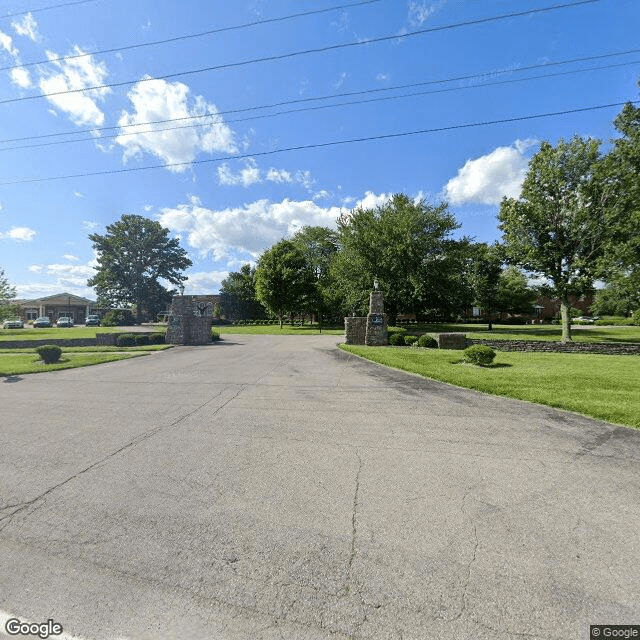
452, 360, 513, 369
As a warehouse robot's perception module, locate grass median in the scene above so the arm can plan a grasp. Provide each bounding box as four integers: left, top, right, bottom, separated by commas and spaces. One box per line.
0, 351, 150, 376
340, 344, 640, 429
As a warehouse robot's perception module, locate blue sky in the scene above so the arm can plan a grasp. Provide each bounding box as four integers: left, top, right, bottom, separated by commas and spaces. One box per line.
0, 0, 638, 300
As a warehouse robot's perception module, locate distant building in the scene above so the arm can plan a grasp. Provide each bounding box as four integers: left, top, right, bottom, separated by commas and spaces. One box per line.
15, 292, 107, 324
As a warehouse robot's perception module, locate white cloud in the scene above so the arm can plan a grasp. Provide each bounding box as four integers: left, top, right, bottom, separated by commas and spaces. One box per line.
82, 220, 100, 230
408, 1, 447, 26
443, 139, 538, 206
158, 196, 344, 261
184, 271, 229, 294
39, 46, 110, 126
0, 31, 18, 56
12, 13, 38, 41
376, 72, 389, 82
1, 226, 36, 241
116, 77, 236, 171
64, 254, 80, 262
9, 66, 31, 88
218, 159, 261, 187
335, 72, 347, 88
353, 191, 392, 210
266, 167, 293, 183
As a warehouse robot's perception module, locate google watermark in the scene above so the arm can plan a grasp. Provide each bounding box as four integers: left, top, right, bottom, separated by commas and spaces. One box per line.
591, 626, 640, 639
4, 618, 62, 639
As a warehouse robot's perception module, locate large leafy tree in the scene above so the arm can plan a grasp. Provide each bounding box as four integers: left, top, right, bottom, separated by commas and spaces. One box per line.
591, 271, 640, 317
495, 266, 538, 317
469, 243, 503, 330
0, 268, 19, 322
498, 137, 611, 341
331, 193, 463, 323
255, 240, 316, 328
88, 214, 192, 324
219, 264, 265, 321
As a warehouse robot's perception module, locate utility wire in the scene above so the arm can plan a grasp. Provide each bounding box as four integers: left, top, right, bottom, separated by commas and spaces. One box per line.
1, 46, 636, 147
2, 58, 638, 153
0, 0, 603, 106
1, 0, 99, 19
1, 100, 636, 186
0, 0, 383, 72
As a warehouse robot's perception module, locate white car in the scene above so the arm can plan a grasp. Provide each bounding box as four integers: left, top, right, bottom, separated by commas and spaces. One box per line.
2, 318, 24, 329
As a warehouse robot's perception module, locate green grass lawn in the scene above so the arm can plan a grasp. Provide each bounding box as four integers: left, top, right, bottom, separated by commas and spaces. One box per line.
0, 326, 166, 341
340, 344, 640, 429
0, 351, 149, 376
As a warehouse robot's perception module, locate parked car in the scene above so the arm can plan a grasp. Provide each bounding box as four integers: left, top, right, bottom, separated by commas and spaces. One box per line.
85, 314, 101, 326
575, 316, 601, 323
2, 318, 24, 329
33, 316, 52, 328
56, 317, 74, 327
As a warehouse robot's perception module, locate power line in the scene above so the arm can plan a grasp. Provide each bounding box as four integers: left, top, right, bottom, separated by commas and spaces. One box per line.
0, 0, 603, 107
2, 58, 638, 153
1, 100, 635, 186
1, 0, 100, 19
1, 46, 637, 147
0, 0, 383, 72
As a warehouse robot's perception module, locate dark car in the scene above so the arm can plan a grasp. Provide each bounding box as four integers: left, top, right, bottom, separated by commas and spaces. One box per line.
33, 316, 52, 328
85, 314, 101, 326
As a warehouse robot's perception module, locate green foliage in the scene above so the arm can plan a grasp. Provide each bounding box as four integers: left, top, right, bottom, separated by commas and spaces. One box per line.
134, 334, 150, 346
0, 268, 19, 322
469, 243, 503, 329
101, 309, 135, 326
35, 344, 62, 364
331, 193, 466, 323
634, 309, 640, 326
463, 344, 496, 366
591, 271, 640, 317
403, 335, 418, 346
417, 334, 438, 348
387, 326, 407, 336
219, 264, 266, 321
148, 333, 165, 344
496, 266, 538, 316
499, 136, 609, 342
255, 240, 316, 328
88, 214, 191, 324
116, 333, 136, 347
593, 316, 635, 326
389, 332, 405, 345
211, 330, 221, 341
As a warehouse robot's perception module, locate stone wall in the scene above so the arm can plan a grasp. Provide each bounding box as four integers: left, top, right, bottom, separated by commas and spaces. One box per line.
436, 333, 466, 350
467, 338, 640, 356
345, 317, 367, 345
166, 295, 213, 345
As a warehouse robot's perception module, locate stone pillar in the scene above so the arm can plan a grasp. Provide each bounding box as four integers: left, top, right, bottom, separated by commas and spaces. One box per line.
344, 316, 367, 344
166, 296, 213, 345
365, 291, 388, 346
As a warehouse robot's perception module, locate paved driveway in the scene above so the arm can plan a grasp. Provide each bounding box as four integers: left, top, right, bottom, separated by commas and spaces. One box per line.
1, 335, 638, 640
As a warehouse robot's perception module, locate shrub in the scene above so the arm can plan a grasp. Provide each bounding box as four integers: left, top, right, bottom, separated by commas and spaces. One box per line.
35, 344, 62, 364
149, 333, 165, 344
463, 344, 496, 366
594, 316, 635, 326
101, 309, 135, 326
387, 326, 407, 336
417, 334, 438, 348
115, 333, 136, 347
404, 335, 418, 346
389, 332, 405, 346
211, 330, 221, 341
633, 309, 640, 326
134, 334, 150, 346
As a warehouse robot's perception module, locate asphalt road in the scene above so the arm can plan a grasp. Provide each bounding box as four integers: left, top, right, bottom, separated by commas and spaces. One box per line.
1, 335, 639, 640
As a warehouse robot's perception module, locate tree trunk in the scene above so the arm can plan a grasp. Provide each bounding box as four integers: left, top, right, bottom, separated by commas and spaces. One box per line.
560, 299, 572, 342
279, 314, 283, 329
136, 303, 142, 325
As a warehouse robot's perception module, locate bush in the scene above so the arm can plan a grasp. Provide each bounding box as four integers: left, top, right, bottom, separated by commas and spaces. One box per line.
35, 344, 62, 364
417, 334, 438, 348
387, 326, 407, 336
404, 335, 418, 346
101, 309, 135, 326
463, 344, 496, 366
594, 316, 635, 326
633, 309, 640, 326
149, 333, 165, 344
115, 333, 136, 347
211, 330, 221, 341
389, 332, 405, 346
134, 334, 150, 346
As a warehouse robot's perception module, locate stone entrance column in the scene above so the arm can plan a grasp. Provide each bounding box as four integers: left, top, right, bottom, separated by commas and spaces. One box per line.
165, 296, 213, 345
365, 291, 388, 346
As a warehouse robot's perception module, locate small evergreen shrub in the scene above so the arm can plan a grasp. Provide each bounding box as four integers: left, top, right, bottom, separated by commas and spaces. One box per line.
389, 332, 405, 346
417, 334, 438, 348
116, 333, 136, 347
463, 344, 496, 366
134, 334, 150, 346
35, 344, 62, 364
149, 333, 165, 344
211, 330, 221, 341
404, 335, 418, 346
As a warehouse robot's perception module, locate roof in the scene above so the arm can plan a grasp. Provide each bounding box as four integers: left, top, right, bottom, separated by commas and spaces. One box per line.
17, 292, 97, 305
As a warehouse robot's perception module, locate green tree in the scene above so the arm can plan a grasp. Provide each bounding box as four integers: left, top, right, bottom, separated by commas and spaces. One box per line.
331, 193, 462, 324
469, 243, 503, 330
88, 214, 192, 324
0, 268, 19, 322
498, 137, 611, 341
591, 271, 640, 317
495, 266, 537, 317
219, 264, 265, 321
255, 240, 316, 328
